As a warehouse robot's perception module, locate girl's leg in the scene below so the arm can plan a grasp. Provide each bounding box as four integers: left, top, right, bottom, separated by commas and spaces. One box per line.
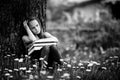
30, 50, 41, 65
30, 49, 43, 59
47, 45, 63, 68
30, 46, 49, 68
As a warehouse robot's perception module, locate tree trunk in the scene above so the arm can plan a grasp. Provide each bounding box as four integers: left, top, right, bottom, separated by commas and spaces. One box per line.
0, 0, 46, 58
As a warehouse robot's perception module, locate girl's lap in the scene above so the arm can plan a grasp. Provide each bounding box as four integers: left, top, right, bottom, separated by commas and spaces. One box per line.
30, 46, 50, 60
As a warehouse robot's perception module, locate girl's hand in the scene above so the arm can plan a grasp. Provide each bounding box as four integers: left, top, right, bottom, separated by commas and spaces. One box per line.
23, 20, 37, 41
23, 20, 29, 29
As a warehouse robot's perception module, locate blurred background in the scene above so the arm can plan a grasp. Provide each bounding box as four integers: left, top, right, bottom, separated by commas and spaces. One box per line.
45, 0, 120, 61
0, 0, 120, 79
0, 0, 120, 61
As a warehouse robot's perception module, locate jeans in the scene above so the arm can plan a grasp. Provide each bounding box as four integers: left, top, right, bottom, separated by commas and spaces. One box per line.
30, 45, 62, 68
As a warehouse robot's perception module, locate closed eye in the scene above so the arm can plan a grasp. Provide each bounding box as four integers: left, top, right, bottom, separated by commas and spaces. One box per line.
36, 24, 38, 27
32, 27, 35, 29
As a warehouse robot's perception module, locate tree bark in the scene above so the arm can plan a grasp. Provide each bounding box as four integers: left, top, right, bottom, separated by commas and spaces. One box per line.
0, 0, 47, 57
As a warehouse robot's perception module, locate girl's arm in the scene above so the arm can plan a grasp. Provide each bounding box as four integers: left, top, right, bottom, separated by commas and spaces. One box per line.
44, 32, 59, 42
23, 20, 37, 43
34, 32, 59, 43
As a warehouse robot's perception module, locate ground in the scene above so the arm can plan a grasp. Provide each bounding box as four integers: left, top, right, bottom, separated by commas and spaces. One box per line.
0, 47, 120, 80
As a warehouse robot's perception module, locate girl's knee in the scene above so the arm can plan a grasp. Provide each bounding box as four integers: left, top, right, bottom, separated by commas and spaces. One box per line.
50, 45, 58, 50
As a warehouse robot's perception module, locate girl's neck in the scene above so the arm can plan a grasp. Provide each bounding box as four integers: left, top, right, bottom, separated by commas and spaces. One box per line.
34, 35, 39, 39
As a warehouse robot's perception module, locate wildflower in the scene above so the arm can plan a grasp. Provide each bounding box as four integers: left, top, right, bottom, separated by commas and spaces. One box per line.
60, 59, 64, 62
103, 62, 106, 64
29, 68, 33, 70
64, 58, 70, 62
109, 56, 113, 59
62, 68, 66, 70
67, 64, 72, 68
86, 69, 91, 72
19, 67, 27, 70
63, 61, 67, 65
83, 52, 87, 55
101, 67, 107, 70
48, 67, 53, 69
26, 70, 31, 73
100, 47, 106, 54
76, 76, 81, 79
76, 66, 79, 69
80, 66, 85, 69
57, 68, 62, 72
117, 62, 120, 65
66, 47, 70, 50
81, 60, 89, 64
14, 58, 19, 61
34, 75, 38, 79
72, 66, 76, 69
65, 54, 70, 61
114, 56, 118, 59
61, 73, 70, 79
5, 73, 10, 76
40, 70, 47, 75
105, 60, 109, 63
33, 64, 37, 68
42, 64, 47, 68
91, 61, 100, 65
71, 60, 77, 64
9, 75, 13, 78
8, 69, 13, 72
7, 54, 11, 57
78, 63, 83, 66
95, 63, 100, 65
84, 47, 88, 50
89, 54, 92, 58
25, 55, 28, 57
47, 75, 54, 79
43, 60, 48, 65
27, 56, 31, 59
88, 63, 94, 67
14, 69, 19, 71
19, 58, 24, 62
29, 75, 34, 79
59, 79, 65, 80
5, 68, 8, 71
11, 54, 15, 56
111, 63, 115, 66
39, 57, 44, 60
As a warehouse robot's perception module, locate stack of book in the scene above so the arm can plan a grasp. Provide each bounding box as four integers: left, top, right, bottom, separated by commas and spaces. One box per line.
27, 40, 58, 55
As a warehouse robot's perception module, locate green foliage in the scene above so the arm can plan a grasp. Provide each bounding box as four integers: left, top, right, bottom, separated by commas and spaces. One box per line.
0, 48, 120, 80
75, 18, 120, 49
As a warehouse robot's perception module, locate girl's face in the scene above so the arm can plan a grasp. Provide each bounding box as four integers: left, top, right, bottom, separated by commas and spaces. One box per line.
28, 19, 41, 35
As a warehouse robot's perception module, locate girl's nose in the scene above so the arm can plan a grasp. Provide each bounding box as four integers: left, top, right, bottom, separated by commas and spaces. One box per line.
35, 27, 38, 30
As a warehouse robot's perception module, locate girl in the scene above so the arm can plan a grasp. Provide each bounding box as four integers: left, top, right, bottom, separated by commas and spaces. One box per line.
22, 17, 62, 71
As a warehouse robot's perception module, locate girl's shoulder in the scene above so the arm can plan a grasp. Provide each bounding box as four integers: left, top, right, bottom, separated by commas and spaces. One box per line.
44, 32, 51, 35
43, 32, 59, 42
43, 32, 54, 38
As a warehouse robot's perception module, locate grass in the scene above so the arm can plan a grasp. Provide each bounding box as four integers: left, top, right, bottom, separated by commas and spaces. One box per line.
0, 47, 120, 80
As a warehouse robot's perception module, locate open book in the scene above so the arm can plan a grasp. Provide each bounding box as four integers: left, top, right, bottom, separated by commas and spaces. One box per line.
27, 39, 58, 55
